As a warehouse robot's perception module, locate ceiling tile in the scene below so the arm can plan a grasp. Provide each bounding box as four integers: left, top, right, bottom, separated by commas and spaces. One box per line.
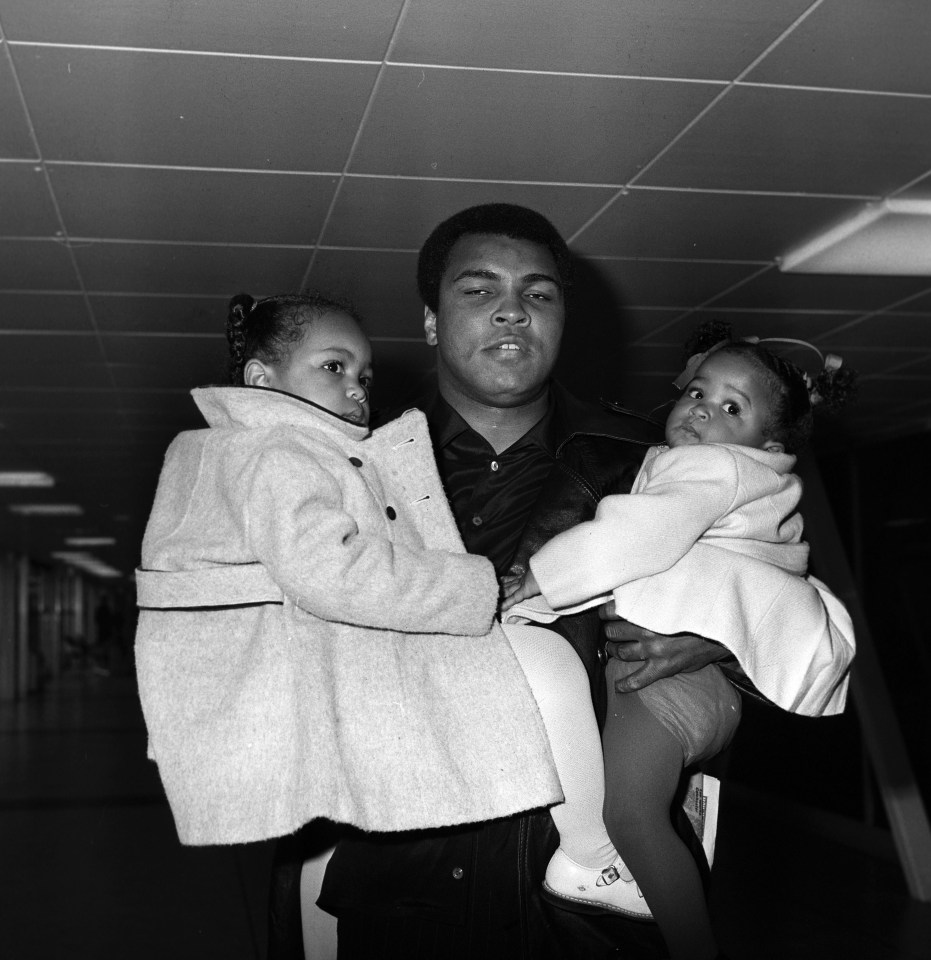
709, 270, 931, 312
13, 47, 378, 169
634, 309, 865, 348
575, 189, 862, 261
90, 295, 230, 333
0, 362, 112, 389
747, 0, 931, 96
0, 388, 121, 412
351, 66, 719, 183
73, 242, 312, 295
394, 0, 812, 78
102, 334, 225, 367
0, 162, 61, 235
0, 332, 103, 365
0, 55, 35, 160
50, 166, 339, 244
110, 357, 227, 390
0, 293, 93, 331
0, 239, 80, 289
307, 249, 421, 339
324, 178, 615, 250
810, 314, 931, 351
584, 258, 763, 309
2, 0, 405, 59
890, 289, 931, 313
639, 85, 931, 196
588, 307, 686, 344
1, 407, 126, 442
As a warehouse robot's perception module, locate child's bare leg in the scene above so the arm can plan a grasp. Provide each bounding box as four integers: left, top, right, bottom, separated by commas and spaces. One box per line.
602, 685, 717, 960
503, 623, 615, 867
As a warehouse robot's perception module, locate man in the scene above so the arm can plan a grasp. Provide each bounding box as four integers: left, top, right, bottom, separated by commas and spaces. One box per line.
270, 203, 732, 959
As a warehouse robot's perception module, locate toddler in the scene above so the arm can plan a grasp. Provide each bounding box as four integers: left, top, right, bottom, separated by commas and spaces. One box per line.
502, 322, 857, 960
134, 292, 565, 844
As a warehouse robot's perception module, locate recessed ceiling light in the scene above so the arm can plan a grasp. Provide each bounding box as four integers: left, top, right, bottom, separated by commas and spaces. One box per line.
65, 536, 117, 547
0, 471, 55, 488
9, 504, 84, 517
779, 199, 931, 275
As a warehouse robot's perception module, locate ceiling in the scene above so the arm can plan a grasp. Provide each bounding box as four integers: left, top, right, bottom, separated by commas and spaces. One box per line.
1, 0, 930, 578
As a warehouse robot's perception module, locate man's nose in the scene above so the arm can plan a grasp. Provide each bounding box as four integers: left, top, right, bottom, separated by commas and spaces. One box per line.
492, 293, 529, 325
690, 402, 709, 420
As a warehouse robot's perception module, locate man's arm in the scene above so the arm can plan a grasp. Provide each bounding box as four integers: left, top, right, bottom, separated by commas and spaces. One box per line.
599, 600, 731, 693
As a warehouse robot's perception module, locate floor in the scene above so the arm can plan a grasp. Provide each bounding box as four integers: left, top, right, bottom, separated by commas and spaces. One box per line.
2, 668, 930, 960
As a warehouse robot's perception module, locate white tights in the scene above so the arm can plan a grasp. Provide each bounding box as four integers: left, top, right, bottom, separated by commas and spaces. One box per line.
503, 623, 617, 868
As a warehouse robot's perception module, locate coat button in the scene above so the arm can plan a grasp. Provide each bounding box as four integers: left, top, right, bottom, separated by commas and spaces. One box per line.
471, 515, 483, 527
386, 506, 397, 520
348, 457, 363, 467
451, 867, 464, 880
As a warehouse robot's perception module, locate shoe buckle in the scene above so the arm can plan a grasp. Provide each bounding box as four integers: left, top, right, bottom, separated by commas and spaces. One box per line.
596, 864, 620, 887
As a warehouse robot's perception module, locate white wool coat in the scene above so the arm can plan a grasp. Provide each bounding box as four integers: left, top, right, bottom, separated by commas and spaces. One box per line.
514, 443, 855, 717
135, 387, 560, 846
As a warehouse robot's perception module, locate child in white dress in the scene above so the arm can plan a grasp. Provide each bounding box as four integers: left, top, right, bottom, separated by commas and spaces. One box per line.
502, 323, 857, 960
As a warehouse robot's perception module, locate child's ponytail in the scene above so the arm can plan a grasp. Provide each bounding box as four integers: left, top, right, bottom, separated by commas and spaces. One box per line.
227, 293, 256, 385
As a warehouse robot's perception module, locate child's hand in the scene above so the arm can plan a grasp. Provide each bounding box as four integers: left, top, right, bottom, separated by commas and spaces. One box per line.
500, 569, 542, 613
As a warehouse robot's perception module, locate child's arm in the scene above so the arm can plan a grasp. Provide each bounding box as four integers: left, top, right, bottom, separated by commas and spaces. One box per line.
529, 445, 743, 611
242, 445, 499, 638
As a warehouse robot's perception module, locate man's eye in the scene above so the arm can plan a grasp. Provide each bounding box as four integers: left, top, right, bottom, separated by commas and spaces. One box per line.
687, 388, 702, 399
322, 361, 343, 374
526, 291, 551, 301
359, 376, 372, 388
723, 402, 741, 416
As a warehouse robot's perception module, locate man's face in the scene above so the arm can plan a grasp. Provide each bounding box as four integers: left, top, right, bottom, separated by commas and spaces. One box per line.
424, 234, 565, 409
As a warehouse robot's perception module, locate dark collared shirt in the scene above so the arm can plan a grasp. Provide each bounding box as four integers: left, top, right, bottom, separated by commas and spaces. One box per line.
421, 391, 564, 577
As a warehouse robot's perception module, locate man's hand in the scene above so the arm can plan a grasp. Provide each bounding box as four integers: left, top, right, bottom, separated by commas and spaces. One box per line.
599, 600, 729, 693
500, 569, 542, 612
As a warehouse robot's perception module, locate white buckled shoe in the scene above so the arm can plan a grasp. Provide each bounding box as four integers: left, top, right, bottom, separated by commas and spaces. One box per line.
542, 848, 654, 921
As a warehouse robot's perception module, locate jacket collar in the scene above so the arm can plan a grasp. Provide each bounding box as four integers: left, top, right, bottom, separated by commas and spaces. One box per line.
192, 386, 370, 441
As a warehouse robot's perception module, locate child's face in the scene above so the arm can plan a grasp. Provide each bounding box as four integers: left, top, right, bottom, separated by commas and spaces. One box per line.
254, 311, 373, 425
665, 351, 784, 453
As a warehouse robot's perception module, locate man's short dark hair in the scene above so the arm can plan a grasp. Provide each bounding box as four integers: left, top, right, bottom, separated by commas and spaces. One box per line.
416, 203, 573, 312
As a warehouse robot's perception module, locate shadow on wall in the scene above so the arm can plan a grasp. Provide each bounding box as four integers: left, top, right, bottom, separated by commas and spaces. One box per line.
557, 255, 646, 411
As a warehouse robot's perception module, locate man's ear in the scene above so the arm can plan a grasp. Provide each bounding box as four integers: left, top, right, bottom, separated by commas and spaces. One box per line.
243, 358, 271, 387
424, 305, 438, 346
762, 438, 785, 454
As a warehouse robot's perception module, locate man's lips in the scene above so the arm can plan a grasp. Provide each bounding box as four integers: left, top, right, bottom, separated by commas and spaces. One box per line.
487, 339, 528, 354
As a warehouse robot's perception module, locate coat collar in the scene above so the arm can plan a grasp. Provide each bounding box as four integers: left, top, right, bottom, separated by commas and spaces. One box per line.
192, 386, 370, 442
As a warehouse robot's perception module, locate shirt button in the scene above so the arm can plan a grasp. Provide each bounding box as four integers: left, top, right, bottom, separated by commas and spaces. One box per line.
386, 506, 397, 520
348, 457, 363, 467
451, 867, 464, 880
471, 515, 482, 527
490, 460, 499, 472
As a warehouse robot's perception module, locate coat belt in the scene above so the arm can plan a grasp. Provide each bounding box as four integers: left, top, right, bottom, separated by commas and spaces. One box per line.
136, 564, 284, 608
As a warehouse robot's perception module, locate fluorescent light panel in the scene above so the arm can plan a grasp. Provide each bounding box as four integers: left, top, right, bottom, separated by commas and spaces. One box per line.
779, 199, 931, 275
9, 504, 83, 517
52, 551, 122, 579
0, 471, 55, 488
65, 537, 116, 547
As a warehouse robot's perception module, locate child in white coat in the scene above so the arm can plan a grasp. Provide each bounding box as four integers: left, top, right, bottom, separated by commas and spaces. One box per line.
134, 292, 566, 845
502, 323, 857, 960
